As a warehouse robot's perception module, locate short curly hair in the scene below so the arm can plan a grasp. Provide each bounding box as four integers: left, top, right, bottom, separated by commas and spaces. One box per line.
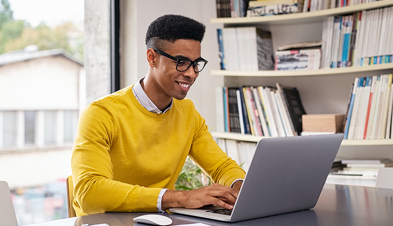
145, 14, 206, 50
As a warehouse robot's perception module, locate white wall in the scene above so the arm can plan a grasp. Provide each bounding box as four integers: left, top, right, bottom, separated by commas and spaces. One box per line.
0, 148, 72, 189
0, 57, 82, 110
120, 0, 223, 131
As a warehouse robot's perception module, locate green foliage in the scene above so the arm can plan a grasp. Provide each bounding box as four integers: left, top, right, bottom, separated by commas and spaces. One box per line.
175, 158, 211, 190
0, 1, 84, 61
0, 20, 25, 53
0, 0, 13, 29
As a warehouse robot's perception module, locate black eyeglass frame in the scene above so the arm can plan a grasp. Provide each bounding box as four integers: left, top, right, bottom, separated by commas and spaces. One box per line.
153, 49, 208, 73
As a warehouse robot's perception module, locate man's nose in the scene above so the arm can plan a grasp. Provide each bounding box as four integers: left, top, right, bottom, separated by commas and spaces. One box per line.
183, 64, 199, 79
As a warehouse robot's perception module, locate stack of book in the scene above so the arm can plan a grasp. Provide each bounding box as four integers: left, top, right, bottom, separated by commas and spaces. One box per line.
334, 159, 393, 177
215, 83, 306, 137
275, 41, 322, 71
321, 6, 393, 69
303, 0, 379, 12
247, 0, 302, 17
343, 74, 393, 140
215, 0, 250, 18
216, 27, 275, 71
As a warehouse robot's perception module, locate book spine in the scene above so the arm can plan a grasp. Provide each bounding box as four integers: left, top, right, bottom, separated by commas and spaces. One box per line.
239, 87, 251, 134
236, 90, 245, 134
363, 76, 376, 139
216, 29, 226, 70
344, 77, 358, 139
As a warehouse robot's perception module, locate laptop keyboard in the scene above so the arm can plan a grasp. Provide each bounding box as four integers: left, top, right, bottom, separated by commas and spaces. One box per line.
208, 209, 232, 215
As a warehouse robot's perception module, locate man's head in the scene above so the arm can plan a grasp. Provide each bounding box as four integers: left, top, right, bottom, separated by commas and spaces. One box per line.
145, 14, 206, 51
144, 15, 207, 108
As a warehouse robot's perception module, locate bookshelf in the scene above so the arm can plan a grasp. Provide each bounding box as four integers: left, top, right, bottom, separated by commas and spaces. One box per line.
211, 131, 393, 146
212, 63, 393, 77
210, 1, 393, 159
210, 0, 393, 24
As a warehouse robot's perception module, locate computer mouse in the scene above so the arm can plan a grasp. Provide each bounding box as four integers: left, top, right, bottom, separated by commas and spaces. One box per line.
133, 214, 172, 226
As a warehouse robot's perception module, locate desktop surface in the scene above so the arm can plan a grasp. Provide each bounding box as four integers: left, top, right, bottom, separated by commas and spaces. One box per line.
29, 184, 393, 226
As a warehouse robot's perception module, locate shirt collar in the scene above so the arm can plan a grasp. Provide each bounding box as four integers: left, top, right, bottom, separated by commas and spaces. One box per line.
132, 77, 173, 114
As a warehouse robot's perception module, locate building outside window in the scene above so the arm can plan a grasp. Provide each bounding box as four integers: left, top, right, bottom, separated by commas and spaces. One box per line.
0, 0, 85, 224
24, 111, 36, 145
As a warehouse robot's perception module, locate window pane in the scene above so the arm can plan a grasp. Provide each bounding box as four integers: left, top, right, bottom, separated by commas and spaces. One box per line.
3, 111, 17, 147
44, 111, 57, 145
63, 110, 74, 143
24, 111, 36, 145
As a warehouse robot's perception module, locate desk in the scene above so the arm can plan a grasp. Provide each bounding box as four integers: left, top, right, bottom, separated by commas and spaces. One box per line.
29, 184, 393, 226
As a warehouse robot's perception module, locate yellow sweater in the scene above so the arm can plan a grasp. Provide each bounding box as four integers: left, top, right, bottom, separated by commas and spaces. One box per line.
71, 85, 245, 216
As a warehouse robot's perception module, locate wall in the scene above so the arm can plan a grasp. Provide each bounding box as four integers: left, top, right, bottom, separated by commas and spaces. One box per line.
120, 0, 223, 131
0, 148, 72, 189
0, 57, 82, 110
84, 0, 111, 105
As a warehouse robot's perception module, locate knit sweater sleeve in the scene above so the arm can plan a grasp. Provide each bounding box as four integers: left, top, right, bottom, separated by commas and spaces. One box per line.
71, 104, 161, 216
187, 102, 246, 187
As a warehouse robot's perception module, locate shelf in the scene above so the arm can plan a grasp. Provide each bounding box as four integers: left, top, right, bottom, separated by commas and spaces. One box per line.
211, 63, 393, 77
210, 0, 393, 25
211, 131, 393, 146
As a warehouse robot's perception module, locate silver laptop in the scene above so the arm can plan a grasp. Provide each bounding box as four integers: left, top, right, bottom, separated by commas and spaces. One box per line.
169, 134, 344, 222
0, 181, 18, 226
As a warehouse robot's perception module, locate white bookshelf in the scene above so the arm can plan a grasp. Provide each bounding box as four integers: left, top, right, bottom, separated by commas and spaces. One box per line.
211, 2, 393, 161
211, 0, 393, 25
212, 63, 393, 77
211, 131, 393, 146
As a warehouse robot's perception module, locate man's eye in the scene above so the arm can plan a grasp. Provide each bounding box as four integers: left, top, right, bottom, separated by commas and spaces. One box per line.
178, 60, 187, 65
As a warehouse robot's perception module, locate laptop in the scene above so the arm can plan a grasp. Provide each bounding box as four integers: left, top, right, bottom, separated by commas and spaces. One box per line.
0, 181, 18, 226
169, 134, 344, 222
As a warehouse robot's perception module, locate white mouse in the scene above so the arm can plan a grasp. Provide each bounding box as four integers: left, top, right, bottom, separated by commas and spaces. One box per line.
133, 214, 172, 226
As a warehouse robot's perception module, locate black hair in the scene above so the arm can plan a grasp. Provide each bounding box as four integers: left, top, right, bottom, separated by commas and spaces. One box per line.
145, 14, 206, 50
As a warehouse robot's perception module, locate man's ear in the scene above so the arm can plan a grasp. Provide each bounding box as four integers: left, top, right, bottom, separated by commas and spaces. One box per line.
147, 48, 157, 67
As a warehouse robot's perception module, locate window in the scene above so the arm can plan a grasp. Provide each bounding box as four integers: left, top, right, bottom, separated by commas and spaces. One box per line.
44, 111, 57, 145
63, 110, 78, 143
2, 111, 17, 147
24, 111, 36, 145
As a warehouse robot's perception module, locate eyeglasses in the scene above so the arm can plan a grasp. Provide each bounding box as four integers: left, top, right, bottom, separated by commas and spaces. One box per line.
154, 49, 208, 73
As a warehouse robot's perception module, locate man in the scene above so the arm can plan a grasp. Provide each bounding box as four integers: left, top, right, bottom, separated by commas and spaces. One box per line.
71, 14, 245, 216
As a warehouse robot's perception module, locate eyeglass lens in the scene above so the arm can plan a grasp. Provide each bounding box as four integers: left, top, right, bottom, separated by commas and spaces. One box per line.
177, 59, 206, 73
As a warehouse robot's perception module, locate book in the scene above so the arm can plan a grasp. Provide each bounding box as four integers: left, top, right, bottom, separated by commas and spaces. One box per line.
247, 3, 299, 17
260, 87, 279, 137
239, 87, 251, 134
281, 85, 306, 135
252, 87, 270, 137
267, 87, 286, 137
386, 77, 393, 138
228, 87, 242, 133
344, 77, 358, 139
342, 158, 392, 164
218, 27, 274, 71
216, 28, 226, 70
275, 49, 321, 71
236, 90, 245, 134
277, 40, 322, 51
379, 74, 392, 138
363, 75, 377, 139
347, 77, 363, 140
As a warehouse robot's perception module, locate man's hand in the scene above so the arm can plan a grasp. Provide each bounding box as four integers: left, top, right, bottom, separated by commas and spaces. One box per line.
162, 184, 239, 210
232, 180, 243, 193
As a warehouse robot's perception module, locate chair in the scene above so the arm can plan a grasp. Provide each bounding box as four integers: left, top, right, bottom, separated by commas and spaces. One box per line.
66, 176, 77, 217
376, 168, 393, 189
0, 181, 18, 226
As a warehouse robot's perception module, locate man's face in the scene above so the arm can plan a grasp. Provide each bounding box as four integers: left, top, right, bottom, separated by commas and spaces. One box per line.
152, 39, 202, 101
